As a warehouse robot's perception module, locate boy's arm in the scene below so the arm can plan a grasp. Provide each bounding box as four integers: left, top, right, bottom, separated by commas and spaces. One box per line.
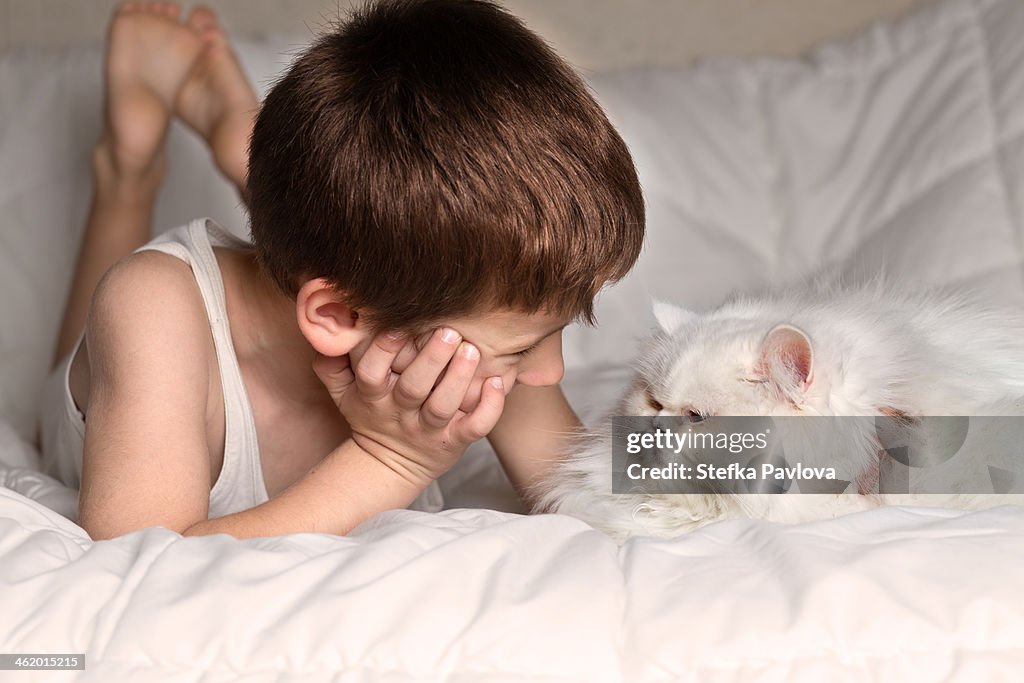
182, 438, 425, 538
486, 383, 582, 507
80, 252, 221, 539
80, 253, 425, 540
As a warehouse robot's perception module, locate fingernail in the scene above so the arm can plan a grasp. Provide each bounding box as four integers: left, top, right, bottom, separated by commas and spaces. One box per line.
489, 376, 503, 389
440, 328, 461, 344
461, 343, 479, 360
386, 330, 404, 341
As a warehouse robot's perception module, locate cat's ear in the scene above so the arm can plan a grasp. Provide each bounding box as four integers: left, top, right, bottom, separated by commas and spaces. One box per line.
757, 324, 814, 392
652, 300, 695, 334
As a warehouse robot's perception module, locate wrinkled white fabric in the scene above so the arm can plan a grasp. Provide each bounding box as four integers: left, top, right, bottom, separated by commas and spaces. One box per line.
2, 481, 1024, 682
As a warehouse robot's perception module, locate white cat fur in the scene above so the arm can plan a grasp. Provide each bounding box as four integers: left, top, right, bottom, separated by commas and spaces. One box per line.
533, 276, 1024, 542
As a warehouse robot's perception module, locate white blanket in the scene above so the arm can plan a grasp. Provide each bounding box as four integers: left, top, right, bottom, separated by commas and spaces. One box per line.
3, 480, 1024, 681
3, 0, 1024, 678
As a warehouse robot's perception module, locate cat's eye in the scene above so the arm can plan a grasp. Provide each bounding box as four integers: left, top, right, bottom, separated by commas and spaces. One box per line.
685, 409, 705, 423
644, 389, 663, 412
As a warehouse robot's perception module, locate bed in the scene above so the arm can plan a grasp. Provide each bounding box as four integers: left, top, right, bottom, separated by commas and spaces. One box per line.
2, 0, 1024, 679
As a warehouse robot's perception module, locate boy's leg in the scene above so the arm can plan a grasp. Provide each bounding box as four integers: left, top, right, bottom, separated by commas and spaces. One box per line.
53, 2, 204, 366
177, 7, 260, 200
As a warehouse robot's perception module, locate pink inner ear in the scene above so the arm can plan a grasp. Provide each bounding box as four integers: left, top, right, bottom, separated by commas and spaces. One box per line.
758, 325, 814, 388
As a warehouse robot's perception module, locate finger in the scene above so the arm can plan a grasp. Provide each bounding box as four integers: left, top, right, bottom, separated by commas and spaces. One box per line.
312, 352, 355, 407
354, 330, 408, 400
453, 376, 506, 442
392, 327, 462, 409
419, 342, 480, 428
391, 339, 419, 374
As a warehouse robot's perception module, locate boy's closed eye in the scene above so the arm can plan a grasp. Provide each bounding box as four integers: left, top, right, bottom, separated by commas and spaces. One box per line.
414, 323, 561, 359
511, 341, 541, 358
495, 323, 566, 362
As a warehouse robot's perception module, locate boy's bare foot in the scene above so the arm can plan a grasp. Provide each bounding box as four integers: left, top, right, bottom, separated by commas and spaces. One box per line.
98, 2, 204, 183
176, 7, 259, 192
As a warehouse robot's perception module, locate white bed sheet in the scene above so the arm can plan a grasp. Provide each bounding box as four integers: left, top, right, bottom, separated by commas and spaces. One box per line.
3, 473, 1024, 682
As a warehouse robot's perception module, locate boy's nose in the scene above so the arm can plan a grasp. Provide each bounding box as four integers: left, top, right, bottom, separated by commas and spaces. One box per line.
516, 359, 564, 387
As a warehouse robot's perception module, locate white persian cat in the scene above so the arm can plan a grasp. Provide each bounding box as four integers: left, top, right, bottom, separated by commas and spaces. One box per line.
533, 277, 1024, 541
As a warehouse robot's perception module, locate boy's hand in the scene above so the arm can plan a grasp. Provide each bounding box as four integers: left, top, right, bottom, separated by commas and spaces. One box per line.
312, 328, 506, 488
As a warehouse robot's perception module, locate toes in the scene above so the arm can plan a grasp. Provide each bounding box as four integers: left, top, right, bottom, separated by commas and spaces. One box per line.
186, 6, 219, 34
157, 3, 182, 19
120, 2, 170, 18
198, 25, 227, 48
135, 2, 175, 18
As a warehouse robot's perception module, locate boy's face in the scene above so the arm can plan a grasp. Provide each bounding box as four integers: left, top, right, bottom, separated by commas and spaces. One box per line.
297, 277, 572, 411
396, 308, 570, 411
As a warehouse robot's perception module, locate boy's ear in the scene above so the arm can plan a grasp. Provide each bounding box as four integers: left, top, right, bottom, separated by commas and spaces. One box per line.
652, 300, 695, 334
296, 278, 367, 356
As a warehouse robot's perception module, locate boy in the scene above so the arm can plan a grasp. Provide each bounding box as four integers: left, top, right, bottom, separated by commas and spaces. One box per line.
41, 0, 645, 540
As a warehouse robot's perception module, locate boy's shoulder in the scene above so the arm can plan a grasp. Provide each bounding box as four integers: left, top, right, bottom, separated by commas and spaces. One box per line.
86, 249, 216, 380
92, 248, 205, 321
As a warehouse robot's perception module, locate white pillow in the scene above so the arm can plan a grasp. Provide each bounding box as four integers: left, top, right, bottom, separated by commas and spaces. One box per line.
573, 0, 1024, 372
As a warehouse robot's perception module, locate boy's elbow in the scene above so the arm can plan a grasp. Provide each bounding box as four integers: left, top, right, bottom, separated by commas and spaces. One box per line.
79, 506, 201, 541
180, 519, 213, 537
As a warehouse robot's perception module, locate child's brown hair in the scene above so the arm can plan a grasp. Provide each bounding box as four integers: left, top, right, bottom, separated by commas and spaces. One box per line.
247, 0, 645, 334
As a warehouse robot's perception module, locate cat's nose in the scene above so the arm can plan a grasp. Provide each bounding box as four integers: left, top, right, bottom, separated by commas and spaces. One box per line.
653, 412, 675, 430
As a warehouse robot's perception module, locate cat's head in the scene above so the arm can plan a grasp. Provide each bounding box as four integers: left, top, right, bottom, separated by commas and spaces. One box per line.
619, 300, 819, 418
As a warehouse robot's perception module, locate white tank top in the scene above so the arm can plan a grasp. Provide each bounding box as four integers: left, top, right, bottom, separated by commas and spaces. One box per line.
40, 217, 444, 520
